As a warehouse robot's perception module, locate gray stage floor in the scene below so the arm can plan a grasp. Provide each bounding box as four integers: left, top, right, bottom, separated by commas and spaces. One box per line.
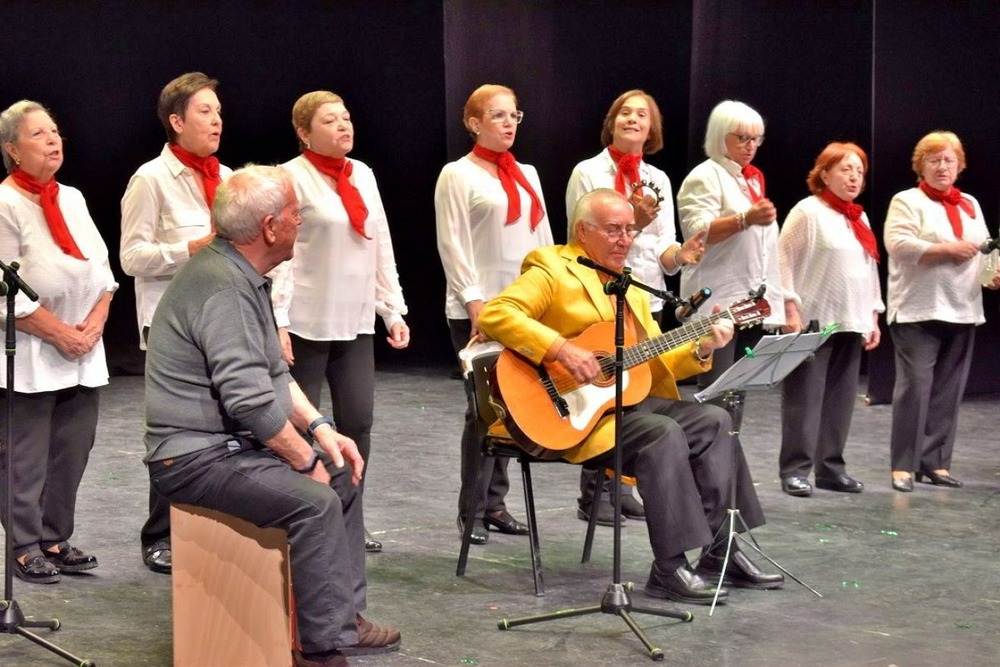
2, 368, 999, 667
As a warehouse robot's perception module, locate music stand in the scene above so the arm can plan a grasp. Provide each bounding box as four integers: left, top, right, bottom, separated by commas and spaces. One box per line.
693, 330, 830, 613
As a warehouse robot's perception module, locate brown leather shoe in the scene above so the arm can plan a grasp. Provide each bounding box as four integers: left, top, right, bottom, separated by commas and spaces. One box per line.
339, 615, 401, 656
292, 649, 348, 667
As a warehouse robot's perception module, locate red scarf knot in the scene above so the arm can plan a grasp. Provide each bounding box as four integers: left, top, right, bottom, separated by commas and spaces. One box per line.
607, 146, 643, 197
169, 144, 221, 209
11, 169, 86, 260
303, 150, 371, 239
741, 164, 765, 203
919, 180, 975, 241
472, 144, 544, 230
819, 188, 879, 263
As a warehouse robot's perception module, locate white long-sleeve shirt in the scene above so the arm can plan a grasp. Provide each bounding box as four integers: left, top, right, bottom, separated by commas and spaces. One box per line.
434, 156, 553, 319
676, 157, 784, 326
565, 150, 677, 311
779, 195, 884, 334
269, 154, 407, 340
0, 183, 117, 392
884, 186, 988, 325
120, 144, 232, 347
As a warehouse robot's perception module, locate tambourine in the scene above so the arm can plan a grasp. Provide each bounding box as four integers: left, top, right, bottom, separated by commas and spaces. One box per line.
631, 180, 664, 204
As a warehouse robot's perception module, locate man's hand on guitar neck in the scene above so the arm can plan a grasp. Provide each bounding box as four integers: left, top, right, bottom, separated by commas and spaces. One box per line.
555, 340, 602, 384
697, 305, 735, 354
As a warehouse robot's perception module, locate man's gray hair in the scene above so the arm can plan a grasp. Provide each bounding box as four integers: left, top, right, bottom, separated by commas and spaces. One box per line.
0, 100, 48, 174
568, 188, 627, 242
213, 165, 292, 244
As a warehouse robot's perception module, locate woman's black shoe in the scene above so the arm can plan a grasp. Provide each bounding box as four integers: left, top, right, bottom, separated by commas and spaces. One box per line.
916, 470, 963, 488
364, 530, 383, 553
483, 510, 530, 535
457, 516, 489, 545
14, 554, 61, 584
44, 545, 98, 573
891, 476, 913, 492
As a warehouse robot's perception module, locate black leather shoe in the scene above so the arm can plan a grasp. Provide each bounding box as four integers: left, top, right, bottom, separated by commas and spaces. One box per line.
916, 470, 963, 488
645, 562, 727, 605
14, 554, 61, 584
697, 549, 784, 590
891, 475, 913, 492
577, 498, 621, 527
781, 475, 812, 497
620, 494, 645, 520
483, 509, 530, 535
44, 545, 98, 573
457, 516, 489, 545
142, 540, 172, 574
365, 530, 383, 553
815, 473, 864, 494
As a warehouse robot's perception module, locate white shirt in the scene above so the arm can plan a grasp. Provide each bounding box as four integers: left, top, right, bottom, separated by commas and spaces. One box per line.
565, 150, 677, 311
779, 195, 884, 335
677, 157, 785, 326
269, 154, 407, 340
884, 186, 987, 325
435, 156, 554, 319
120, 144, 233, 347
0, 183, 117, 392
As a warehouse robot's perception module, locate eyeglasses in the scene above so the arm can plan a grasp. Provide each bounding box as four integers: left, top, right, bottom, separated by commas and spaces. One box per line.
729, 133, 765, 147
487, 109, 524, 125
925, 156, 958, 167
585, 222, 639, 241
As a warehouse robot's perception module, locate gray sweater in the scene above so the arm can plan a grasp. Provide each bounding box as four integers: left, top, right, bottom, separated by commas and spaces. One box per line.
144, 238, 292, 463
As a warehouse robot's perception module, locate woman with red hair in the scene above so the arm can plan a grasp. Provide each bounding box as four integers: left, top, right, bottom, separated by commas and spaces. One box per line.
777, 142, 884, 497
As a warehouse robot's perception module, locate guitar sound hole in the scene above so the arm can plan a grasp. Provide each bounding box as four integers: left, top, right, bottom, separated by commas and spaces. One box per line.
593, 353, 615, 387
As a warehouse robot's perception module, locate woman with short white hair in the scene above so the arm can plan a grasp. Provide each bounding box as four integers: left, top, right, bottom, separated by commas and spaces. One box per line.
676, 100, 784, 406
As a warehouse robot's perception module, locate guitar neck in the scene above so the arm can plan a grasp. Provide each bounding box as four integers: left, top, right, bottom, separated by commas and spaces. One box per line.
623, 309, 732, 369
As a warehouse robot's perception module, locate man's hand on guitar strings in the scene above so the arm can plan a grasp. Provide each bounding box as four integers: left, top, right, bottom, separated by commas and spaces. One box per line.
555, 341, 602, 384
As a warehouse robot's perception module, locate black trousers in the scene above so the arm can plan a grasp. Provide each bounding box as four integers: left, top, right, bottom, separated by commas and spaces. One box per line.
779, 332, 863, 479
149, 440, 365, 653
0, 386, 99, 559
586, 397, 765, 561
448, 318, 509, 519
889, 321, 975, 472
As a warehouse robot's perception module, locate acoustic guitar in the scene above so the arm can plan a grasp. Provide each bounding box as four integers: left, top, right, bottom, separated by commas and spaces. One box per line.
489, 296, 770, 459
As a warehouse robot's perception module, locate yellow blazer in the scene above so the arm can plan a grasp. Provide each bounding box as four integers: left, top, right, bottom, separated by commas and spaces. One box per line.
478, 243, 710, 463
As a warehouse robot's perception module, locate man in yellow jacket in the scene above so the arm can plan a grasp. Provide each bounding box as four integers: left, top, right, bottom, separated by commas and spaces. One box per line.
477, 188, 782, 604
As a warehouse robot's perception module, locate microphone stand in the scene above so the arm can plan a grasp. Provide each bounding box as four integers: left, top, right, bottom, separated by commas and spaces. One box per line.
498, 258, 692, 662
0, 260, 95, 666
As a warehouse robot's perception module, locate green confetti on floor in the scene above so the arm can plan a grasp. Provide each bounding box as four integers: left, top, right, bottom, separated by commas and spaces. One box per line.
459, 659, 478, 665
955, 622, 971, 629
879, 529, 899, 537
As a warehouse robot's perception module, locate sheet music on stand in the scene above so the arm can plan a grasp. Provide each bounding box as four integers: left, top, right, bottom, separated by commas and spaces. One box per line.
694, 330, 831, 403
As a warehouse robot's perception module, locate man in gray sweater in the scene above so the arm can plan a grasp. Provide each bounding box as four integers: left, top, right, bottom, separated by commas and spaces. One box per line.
143, 165, 399, 667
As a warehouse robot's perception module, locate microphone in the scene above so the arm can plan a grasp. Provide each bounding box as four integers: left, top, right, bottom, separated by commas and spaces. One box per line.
674, 287, 712, 322
979, 238, 1000, 254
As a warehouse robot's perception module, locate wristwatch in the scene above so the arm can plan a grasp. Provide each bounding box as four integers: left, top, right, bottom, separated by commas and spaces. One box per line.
294, 451, 320, 474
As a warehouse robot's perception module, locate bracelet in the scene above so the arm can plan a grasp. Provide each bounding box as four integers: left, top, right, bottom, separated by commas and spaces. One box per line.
672, 244, 685, 267
306, 415, 335, 440
294, 451, 320, 474
693, 340, 712, 363
736, 211, 748, 231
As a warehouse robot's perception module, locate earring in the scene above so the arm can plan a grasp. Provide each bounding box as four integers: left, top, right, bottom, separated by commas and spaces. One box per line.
306, 142, 312, 150
14, 158, 20, 166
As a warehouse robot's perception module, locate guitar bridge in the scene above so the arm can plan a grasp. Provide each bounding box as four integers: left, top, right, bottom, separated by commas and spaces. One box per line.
536, 364, 570, 418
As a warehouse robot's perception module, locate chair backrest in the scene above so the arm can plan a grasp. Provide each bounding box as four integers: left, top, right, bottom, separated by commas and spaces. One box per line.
467, 349, 503, 435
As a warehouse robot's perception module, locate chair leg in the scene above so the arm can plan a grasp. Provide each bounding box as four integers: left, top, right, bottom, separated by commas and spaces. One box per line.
456, 448, 490, 577
519, 457, 545, 596
581, 473, 603, 563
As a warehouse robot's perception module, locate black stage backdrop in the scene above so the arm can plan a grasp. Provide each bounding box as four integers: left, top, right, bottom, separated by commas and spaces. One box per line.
2, 1, 998, 401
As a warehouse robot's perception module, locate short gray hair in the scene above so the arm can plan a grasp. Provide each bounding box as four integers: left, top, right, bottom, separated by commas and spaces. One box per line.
0, 100, 49, 173
568, 188, 627, 242
213, 165, 292, 244
703, 100, 764, 162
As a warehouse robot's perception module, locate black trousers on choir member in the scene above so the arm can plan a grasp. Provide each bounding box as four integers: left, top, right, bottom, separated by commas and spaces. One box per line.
889, 321, 975, 473
0, 386, 99, 559
448, 318, 509, 520
149, 441, 365, 654
779, 332, 863, 479
585, 397, 764, 561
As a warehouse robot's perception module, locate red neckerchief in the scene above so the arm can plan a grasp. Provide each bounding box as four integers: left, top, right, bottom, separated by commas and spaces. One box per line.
303, 150, 371, 239
741, 164, 765, 203
11, 169, 86, 259
168, 144, 221, 209
919, 180, 975, 240
472, 144, 544, 230
819, 188, 879, 262
607, 146, 642, 197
